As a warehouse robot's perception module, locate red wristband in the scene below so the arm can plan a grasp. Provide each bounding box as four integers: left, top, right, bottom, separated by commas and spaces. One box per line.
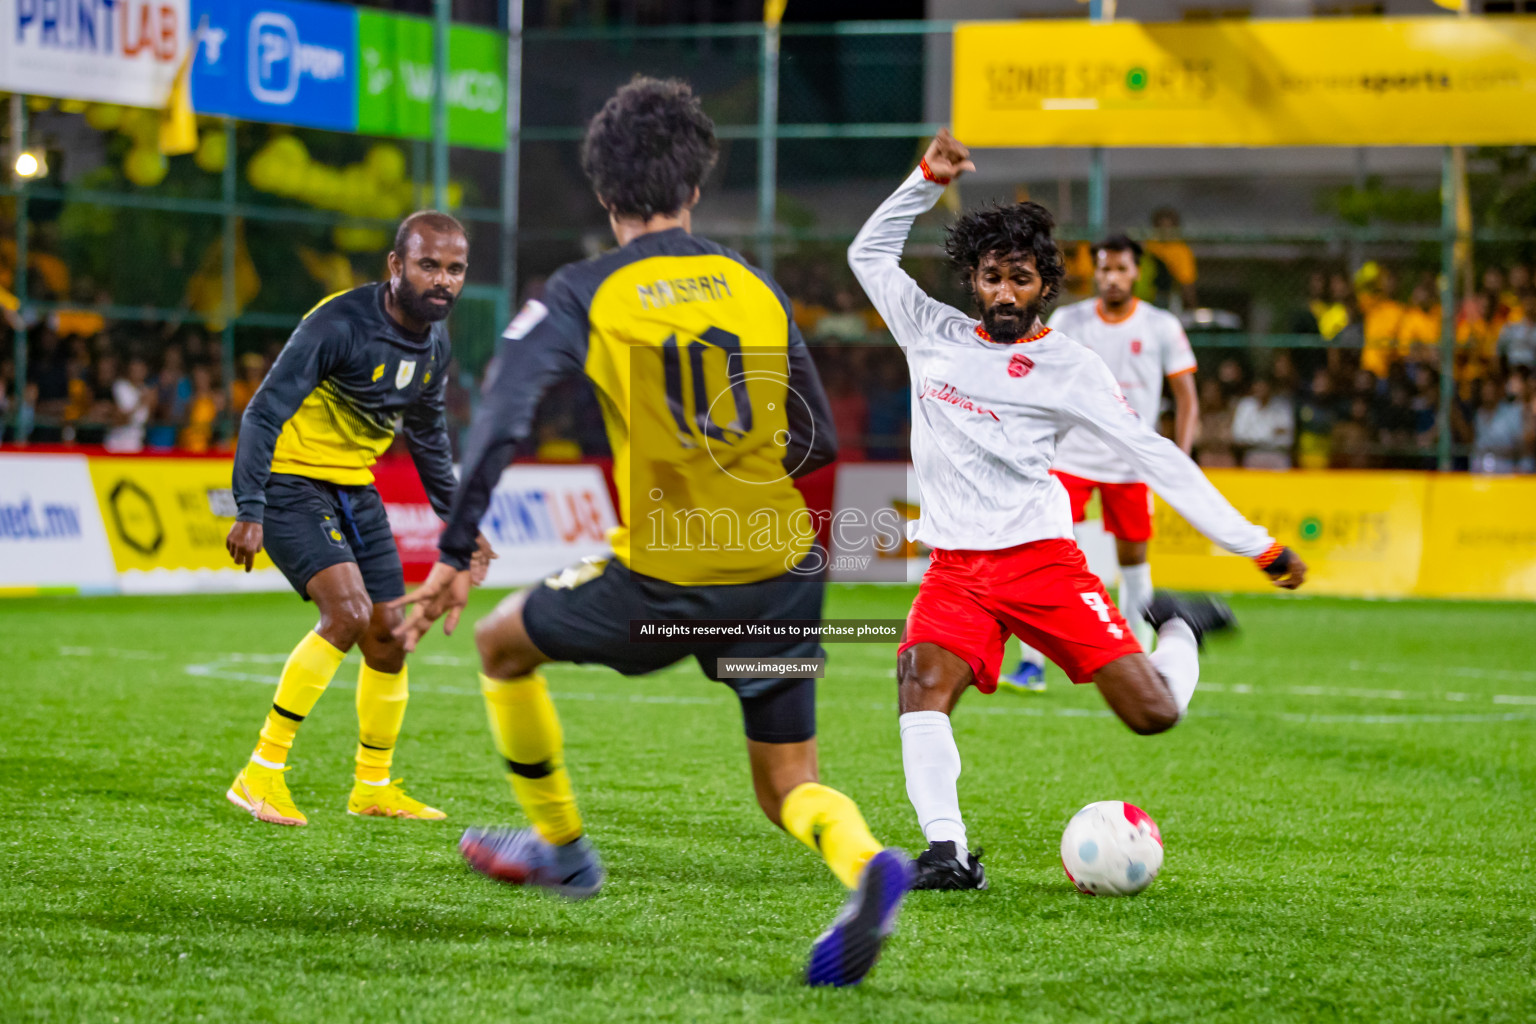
920, 158, 950, 186
1254, 542, 1286, 571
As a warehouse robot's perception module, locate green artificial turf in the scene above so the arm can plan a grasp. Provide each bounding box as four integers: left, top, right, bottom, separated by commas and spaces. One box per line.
2, 587, 1534, 1022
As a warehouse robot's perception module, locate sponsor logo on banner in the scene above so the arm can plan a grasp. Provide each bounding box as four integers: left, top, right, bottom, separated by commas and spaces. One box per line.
190, 0, 356, 131
478, 465, 617, 586
372, 460, 617, 586
355, 9, 507, 150
953, 17, 1536, 148
0, 455, 117, 592
0, 0, 191, 107
1149, 470, 1427, 597
85, 455, 285, 593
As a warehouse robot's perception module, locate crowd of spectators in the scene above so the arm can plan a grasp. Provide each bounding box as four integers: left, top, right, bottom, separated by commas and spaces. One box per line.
4, 252, 1536, 474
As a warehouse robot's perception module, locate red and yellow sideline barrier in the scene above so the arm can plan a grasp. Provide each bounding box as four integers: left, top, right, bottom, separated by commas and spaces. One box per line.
1150, 470, 1536, 600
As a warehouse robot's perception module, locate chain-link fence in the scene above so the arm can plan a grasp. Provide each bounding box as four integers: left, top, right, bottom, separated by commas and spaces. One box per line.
6, 19, 1536, 469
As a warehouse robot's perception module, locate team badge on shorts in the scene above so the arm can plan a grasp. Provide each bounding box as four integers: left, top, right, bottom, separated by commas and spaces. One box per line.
395, 360, 416, 389
320, 516, 348, 549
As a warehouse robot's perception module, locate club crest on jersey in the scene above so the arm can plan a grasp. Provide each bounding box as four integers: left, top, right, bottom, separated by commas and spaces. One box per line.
395, 360, 416, 389
1130, 339, 1143, 355
1007, 353, 1035, 378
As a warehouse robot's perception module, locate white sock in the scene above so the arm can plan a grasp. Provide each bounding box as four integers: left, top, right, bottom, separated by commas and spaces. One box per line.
899, 710, 968, 859
1118, 562, 1154, 651
1149, 618, 1200, 717
1016, 641, 1045, 668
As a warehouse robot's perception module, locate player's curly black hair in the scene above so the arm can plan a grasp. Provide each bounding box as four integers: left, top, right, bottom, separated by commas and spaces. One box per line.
1096, 232, 1144, 262
581, 77, 719, 220
943, 201, 1065, 303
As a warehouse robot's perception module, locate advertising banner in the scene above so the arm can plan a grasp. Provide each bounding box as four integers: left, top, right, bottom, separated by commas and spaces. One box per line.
1418, 475, 1536, 600
0, 0, 191, 107
827, 462, 925, 583
84, 455, 286, 594
1149, 470, 1428, 597
476, 465, 619, 588
356, 10, 507, 151
953, 16, 1536, 148
372, 460, 618, 587
0, 454, 117, 594
190, 0, 357, 132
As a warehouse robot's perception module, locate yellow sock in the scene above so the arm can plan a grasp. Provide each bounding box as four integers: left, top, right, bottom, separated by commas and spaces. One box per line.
254, 631, 347, 766
781, 782, 884, 890
479, 672, 584, 845
355, 663, 408, 784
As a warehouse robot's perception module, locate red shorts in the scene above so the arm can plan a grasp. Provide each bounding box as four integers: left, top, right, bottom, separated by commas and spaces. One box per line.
899, 538, 1141, 692
1053, 470, 1154, 543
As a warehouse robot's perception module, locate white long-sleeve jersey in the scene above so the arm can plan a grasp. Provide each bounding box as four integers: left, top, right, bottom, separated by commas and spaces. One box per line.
847, 167, 1275, 558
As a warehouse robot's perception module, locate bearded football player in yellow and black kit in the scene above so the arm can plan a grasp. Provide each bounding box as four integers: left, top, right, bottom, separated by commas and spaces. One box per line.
391, 79, 913, 988
223, 211, 490, 827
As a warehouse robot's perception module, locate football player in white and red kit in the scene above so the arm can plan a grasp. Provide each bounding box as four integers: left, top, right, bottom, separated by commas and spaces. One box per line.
1000, 235, 1199, 690
848, 130, 1307, 891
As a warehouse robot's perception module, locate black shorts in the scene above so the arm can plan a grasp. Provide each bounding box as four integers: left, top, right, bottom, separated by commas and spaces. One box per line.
521, 555, 825, 744
262, 474, 404, 603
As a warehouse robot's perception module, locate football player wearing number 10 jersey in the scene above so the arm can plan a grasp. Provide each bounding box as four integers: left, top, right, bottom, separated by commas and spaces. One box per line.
390, 78, 913, 988
848, 130, 1308, 891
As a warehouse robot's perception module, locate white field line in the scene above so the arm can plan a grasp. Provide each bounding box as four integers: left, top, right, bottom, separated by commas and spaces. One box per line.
54, 646, 1536, 723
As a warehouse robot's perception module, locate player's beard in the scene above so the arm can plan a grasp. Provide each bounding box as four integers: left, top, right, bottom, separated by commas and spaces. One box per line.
395, 277, 458, 324
979, 295, 1045, 343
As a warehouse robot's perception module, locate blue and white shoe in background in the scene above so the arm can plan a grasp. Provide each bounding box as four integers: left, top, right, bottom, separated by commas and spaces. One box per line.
998, 660, 1046, 693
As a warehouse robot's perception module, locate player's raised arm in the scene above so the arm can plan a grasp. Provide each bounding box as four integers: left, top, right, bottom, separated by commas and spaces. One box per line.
227, 315, 347, 569
847, 129, 974, 348
1062, 357, 1306, 588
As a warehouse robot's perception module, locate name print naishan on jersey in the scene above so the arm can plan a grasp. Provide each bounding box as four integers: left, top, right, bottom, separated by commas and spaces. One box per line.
636, 274, 734, 310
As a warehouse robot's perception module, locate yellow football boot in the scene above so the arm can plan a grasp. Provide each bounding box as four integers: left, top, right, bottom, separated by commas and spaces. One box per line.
227, 761, 308, 826
347, 779, 447, 820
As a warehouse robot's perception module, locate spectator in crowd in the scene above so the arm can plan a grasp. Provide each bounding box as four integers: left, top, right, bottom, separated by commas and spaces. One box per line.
1398, 274, 1442, 365
813, 290, 871, 343
1504, 264, 1531, 313
1498, 289, 1536, 374
864, 355, 910, 461
825, 349, 869, 463
149, 344, 190, 448
230, 352, 267, 418
1140, 207, 1198, 310
1215, 356, 1247, 403
1232, 376, 1294, 469
1194, 378, 1236, 468
1467, 373, 1531, 474
1332, 396, 1376, 469
105, 355, 155, 453
1408, 364, 1441, 466
1292, 270, 1328, 336
1456, 289, 1504, 383
1357, 263, 1405, 379
1295, 367, 1339, 469
1464, 266, 1509, 321
1377, 376, 1416, 463
28, 330, 71, 433
179, 363, 224, 453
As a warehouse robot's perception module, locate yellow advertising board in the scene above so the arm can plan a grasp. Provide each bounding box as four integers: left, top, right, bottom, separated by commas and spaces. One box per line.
1418, 475, 1536, 599
1149, 470, 1536, 600
1150, 470, 1428, 597
952, 17, 1536, 148
86, 456, 275, 574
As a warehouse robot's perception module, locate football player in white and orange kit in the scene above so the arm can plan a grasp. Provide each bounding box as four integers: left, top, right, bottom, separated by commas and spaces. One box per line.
1001, 235, 1199, 690
848, 130, 1307, 890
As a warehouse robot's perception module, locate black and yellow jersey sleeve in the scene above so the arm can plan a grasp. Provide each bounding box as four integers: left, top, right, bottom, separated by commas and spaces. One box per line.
440, 229, 836, 584
233, 284, 454, 523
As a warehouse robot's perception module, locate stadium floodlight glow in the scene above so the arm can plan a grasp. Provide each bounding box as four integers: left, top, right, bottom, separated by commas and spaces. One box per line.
13, 149, 45, 179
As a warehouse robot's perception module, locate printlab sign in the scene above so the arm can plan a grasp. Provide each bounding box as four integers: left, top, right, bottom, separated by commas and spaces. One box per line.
0, 0, 192, 107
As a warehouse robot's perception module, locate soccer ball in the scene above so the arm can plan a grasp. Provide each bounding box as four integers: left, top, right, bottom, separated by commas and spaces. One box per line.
1060, 800, 1163, 896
